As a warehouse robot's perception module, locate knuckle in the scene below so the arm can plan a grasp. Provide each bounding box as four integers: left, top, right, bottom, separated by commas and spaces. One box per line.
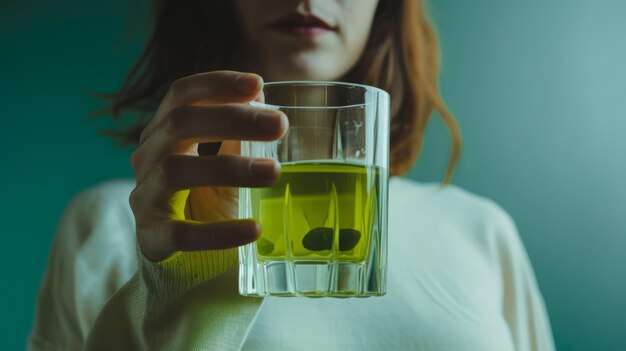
217, 104, 249, 132
168, 77, 186, 99
128, 188, 148, 225
245, 105, 264, 124
196, 156, 225, 185
138, 125, 150, 144
232, 157, 252, 183
130, 149, 142, 173
159, 155, 180, 188
219, 104, 241, 121
166, 106, 192, 135
217, 155, 244, 174
128, 188, 140, 211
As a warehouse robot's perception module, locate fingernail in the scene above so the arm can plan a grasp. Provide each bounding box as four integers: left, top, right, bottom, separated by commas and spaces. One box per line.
235, 74, 261, 95
250, 159, 279, 179
255, 111, 285, 134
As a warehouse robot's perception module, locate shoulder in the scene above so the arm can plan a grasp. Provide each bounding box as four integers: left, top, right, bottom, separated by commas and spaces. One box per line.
60, 179, 137, 282
59, 179, 136, 248
68, 179, 135, 216
391, 177, 514, 223
43, 179, 138, 340
66, 179, 135, 223
389, 177, 520, 251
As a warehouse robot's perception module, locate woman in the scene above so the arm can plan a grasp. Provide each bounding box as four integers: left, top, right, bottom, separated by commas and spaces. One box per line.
29, 0, 555, 350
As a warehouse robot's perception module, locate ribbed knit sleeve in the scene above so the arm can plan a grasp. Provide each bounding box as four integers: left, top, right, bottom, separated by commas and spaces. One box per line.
143, 249, 239, 297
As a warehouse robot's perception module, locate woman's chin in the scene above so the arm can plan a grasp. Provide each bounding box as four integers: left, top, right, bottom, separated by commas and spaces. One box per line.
263, 69, 341, 82
260, 56, 347, 82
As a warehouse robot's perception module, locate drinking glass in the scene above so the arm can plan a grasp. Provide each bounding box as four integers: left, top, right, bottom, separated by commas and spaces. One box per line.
239, 81, 389, 297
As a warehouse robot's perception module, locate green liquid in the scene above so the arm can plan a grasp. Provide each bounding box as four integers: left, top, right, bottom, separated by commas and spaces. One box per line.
251, 162, 382, 262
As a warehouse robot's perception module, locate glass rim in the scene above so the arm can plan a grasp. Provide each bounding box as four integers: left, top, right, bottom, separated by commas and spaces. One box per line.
254, 80, 390, 110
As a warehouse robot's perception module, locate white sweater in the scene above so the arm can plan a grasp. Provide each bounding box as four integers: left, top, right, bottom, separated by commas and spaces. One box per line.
29, 177, 555, 351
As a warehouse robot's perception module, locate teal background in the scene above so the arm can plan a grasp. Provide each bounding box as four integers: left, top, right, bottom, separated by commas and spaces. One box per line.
1, 0, 624, 350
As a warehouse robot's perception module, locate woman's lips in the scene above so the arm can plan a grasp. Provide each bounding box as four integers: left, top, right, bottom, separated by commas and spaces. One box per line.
268, 13, 336, 38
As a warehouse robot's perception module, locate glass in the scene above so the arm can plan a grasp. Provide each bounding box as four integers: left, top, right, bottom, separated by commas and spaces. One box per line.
238, 81, 390, 297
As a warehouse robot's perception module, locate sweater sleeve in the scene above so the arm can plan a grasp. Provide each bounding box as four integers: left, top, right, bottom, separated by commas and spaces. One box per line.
83, 250, 263, 351
28, 181, 263, 351
492, 206, 556, 351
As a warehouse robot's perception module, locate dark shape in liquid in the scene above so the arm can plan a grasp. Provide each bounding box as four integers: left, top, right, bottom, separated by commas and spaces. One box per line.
302, 227, 361, 252
302, 227, 334, 251
339, 228, 361, 251
256, 238, 275, 256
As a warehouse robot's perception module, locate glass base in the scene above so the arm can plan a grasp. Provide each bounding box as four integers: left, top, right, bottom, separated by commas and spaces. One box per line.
239, 245, 386, 297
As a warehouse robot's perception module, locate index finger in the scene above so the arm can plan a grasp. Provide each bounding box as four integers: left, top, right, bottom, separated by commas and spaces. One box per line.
141, 71, 263, 144
166, 70, 262, 107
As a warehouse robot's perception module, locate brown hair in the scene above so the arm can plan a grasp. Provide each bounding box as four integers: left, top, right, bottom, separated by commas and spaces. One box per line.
104, 0, 461, 182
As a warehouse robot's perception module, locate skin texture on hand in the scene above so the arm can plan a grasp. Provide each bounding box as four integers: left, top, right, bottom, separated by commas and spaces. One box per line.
129, 71, 288, 262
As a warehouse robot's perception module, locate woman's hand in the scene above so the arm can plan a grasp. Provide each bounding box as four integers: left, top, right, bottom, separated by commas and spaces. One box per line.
129, 70, 287, 262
